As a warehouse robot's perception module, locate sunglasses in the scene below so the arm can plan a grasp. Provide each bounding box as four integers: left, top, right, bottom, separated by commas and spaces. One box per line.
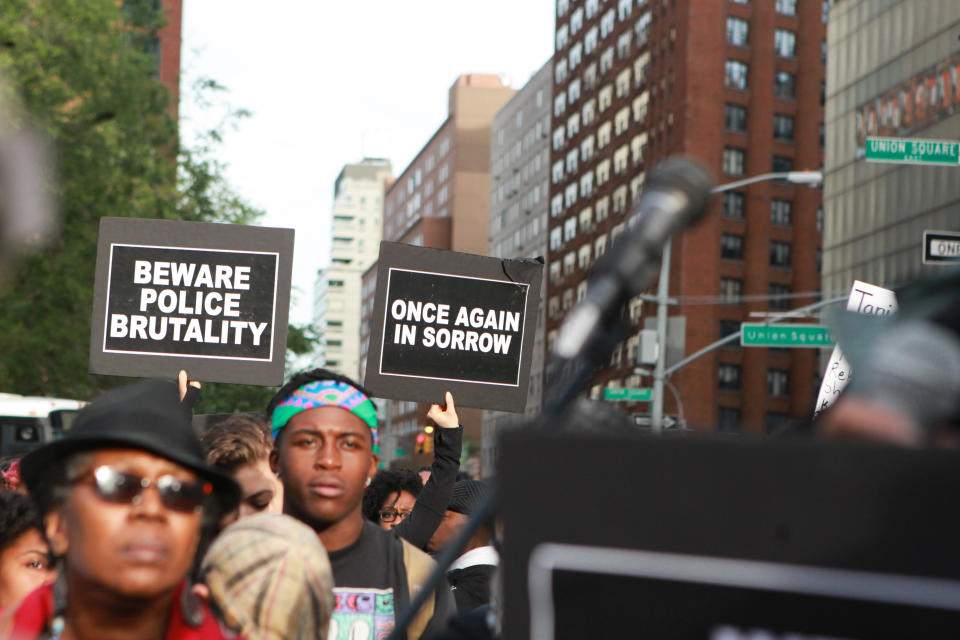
379, 507, 412, 523
74, 465, 213, 513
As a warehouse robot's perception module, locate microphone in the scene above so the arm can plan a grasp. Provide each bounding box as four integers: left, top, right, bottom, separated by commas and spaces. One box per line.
552, 157, 713, 360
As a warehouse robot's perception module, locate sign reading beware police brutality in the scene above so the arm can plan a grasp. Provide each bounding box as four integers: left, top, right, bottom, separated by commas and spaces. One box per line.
89, 217, 294, 385
364, 242, 543, 412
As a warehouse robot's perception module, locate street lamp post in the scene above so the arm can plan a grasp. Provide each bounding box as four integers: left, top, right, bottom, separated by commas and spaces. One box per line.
649, 170, 823, 434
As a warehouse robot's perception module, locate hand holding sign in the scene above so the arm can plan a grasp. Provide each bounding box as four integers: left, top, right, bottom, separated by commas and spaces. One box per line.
427, 391, 459, 429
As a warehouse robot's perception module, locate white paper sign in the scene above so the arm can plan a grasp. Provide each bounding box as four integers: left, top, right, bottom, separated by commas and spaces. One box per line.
813, 281, 898, 417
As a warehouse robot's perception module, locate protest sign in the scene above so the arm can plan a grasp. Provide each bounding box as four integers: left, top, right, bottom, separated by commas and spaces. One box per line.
363, 242, 542, 412
814, 280, 898, 417
89, 217, 294, 385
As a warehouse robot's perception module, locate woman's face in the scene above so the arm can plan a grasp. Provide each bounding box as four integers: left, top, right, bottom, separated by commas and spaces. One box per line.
0, 528, 55, 609
49, 448, 205, 600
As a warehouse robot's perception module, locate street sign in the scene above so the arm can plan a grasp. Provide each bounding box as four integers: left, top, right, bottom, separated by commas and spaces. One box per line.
604, 387, 652, 402
633, 414, 677, 429
923, 230, 960, 265
865, 136, 960, 166
741, 323, 833, 348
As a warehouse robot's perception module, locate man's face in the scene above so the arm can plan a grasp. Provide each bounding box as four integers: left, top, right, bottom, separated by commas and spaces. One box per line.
379, 490, 416, 531
220, 458, 284, 528
0, 528, 55, 609
427, 509, 469, 553
48, 449, 203, 599
273, 406, 377, 530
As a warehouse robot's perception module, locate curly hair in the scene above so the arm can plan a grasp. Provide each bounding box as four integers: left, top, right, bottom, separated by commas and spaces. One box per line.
201, 413, 272, 473
0, 489, 45, 552
361, 469, 423, 523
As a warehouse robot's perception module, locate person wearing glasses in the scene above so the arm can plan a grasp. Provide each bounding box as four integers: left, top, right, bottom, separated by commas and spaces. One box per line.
361, 397, 463, 550
267, 369, 456, 640
0, 380, 240, 640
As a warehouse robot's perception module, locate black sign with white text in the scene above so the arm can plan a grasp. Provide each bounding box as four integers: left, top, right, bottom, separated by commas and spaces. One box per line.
364, 243, 542, 412
923, 229, 960, 265
90, 218, 294, 385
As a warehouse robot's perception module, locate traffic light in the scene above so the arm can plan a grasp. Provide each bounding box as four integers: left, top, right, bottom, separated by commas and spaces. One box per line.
415, 433, 426, 455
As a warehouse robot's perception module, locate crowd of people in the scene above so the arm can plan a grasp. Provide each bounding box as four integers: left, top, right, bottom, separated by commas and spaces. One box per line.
0, 368, 497, 640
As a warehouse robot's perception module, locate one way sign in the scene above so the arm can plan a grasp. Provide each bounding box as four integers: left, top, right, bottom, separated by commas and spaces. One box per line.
923, 230, 960, 265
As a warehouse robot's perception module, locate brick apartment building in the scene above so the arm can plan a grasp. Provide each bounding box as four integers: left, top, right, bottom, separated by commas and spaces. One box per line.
359, 74, 515, 469
546, 0, 825, 432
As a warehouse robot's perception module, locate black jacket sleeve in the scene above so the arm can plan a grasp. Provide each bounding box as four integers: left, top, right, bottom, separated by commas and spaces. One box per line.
394, 425, 463, 549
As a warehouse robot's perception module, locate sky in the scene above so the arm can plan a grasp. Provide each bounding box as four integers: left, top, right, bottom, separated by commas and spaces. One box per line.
180, 0, 555, 325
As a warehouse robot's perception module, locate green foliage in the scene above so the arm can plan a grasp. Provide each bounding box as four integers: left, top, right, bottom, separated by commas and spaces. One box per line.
0, 0, 294, 404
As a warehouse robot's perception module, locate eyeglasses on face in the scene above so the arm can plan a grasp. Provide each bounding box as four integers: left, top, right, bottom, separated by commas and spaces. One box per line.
73, 465, 213, 513
378, 507, 412, 523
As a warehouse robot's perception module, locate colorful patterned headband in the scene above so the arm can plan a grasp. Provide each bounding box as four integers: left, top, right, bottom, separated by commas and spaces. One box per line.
271, 380, 378, 453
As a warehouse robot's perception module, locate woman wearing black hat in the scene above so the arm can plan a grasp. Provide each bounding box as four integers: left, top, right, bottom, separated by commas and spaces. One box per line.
0, 380, 240, 640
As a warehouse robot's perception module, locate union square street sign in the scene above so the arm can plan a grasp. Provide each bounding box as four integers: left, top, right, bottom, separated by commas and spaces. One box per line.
865, 136, 960, 166
740, 323, 834, 348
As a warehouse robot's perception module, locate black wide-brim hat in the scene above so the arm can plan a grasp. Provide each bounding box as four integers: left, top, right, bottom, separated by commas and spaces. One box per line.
20, 379, 241, 514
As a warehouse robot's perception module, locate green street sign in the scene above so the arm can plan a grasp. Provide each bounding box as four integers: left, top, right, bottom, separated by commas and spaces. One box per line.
865, 136, 960, 166
603, 387, 652, 402
740, 323, 834, 348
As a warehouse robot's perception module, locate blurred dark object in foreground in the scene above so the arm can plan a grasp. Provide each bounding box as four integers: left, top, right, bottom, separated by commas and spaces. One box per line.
500, 430, 960, 639
819, 268, 960, 446
0, 72, 58, 286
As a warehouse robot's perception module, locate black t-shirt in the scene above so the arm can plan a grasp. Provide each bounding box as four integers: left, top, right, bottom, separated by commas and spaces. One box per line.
328, 520, 455, 639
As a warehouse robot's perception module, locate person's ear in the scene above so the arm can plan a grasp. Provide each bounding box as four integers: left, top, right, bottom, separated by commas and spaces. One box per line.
367, 453, 379, 485
45, 508, 68, 557
269, 447, 281, 477
191, 582, 210, 602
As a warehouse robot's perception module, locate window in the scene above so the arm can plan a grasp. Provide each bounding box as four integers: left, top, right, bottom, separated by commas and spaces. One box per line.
775, 0, 796, 16
766, 412, 789, 434
630, 133, 647, 165
616, 69, 631, 98
555, 58, 568, 85
548, 295, 560, 318
571, 6, 584, 33
598, 121, 612, 148
580, 171, 594, 198
595, 234, 607, 257
563, 216, 577, 242
721, 277, 742, 302
816, 207, 824, 233
773, 114, 794, 140
634, 52, 650, 87
565, 149, 579, 174
582, 99, 596, 126
632, 92, 649, 123
774, 29, 796, 57
552, 126, 566, 151
554, 93, 566, 117
617, 32, 632, 59
774, 72, 795, 99
549, 262, 561, 285
721, 233, 744, 260
614, 106, 630, 135
557, 0, 569, 16
718, 407, 741, 432
564, 183, 578, 207
770, 241, 791, 268
580, 135, 595, 162
769, 284, 791, 310
549, 227, 562, 250
720, 320, 741, 344
567, 112, 581, 137
723, 192, 745, 219
586, 0, 599, 19
723, 148, 745, 175
596, 196, 610, 221
772, 155, 793, 172
635, 11, 652, 45
767, 370, 789, 397
556, 24, 569, 51
596, 158, 611, 185
770, 199, 792, 226
725, 60, 748, 89
598, 85, 613, 112
550, 194, 564, 217
562, 288, 574, 311
726, 17, 749, 46
718, 364, 741, 391
578, 243, 591, 269
569, 43, 583, 69
612, 185, 628, 213
584, 62, 598, 89
724, 104, 747, 132
551, 161, 564, 184
618, 0, 632, 21
600, 9, 615, 38
579, 206, 593, 230
600, 47, 615, 74
563, 253, 575, 277
585, 26, 599, 54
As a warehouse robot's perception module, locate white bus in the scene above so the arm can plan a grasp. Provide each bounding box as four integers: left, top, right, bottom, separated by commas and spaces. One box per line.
0, 393, 86, 457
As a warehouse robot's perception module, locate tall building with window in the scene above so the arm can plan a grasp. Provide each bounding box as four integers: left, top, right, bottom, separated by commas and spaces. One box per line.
361, 75, 515, 470
823, 1, 960, 292
482, 59, 552, 478
546, 0, 826, 432
314, 159, 393, 381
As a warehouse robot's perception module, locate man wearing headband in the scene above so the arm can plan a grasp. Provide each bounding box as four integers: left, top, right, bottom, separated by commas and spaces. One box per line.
267, 368, 454, 640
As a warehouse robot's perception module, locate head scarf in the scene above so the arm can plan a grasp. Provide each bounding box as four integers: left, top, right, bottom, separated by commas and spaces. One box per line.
271, 380, 378, 453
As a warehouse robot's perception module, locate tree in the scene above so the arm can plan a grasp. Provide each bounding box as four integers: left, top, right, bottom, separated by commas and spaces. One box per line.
0, 0, 304, 404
